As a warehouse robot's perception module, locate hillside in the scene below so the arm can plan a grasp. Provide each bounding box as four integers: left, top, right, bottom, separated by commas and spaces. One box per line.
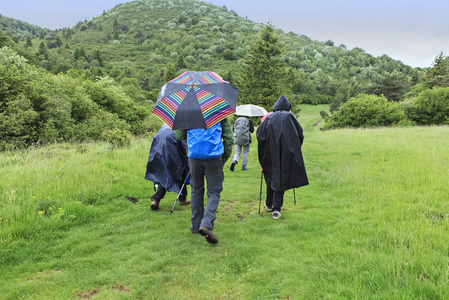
0, 14, 44, 40
3, 0, 447, 150
5, 0, 423, 106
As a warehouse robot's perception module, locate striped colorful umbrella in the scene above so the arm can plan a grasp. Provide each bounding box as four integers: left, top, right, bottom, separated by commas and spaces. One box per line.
153, 71, 238, 130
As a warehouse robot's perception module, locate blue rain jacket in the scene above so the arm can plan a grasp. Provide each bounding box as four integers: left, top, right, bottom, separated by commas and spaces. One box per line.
187, 122, 224, 160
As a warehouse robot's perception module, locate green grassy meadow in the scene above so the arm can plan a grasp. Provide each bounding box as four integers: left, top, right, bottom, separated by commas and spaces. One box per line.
1, 105, 449, 299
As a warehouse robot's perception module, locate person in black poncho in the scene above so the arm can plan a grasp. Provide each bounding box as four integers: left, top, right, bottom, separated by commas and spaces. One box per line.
145, 124, 190, 211
256, 95, 309, 219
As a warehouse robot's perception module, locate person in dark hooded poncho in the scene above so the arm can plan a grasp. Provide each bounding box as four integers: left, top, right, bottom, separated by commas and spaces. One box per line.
145, 124, 190, 210
256, 95, 309, 219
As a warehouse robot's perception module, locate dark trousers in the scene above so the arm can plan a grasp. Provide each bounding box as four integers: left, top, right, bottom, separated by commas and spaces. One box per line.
151, 181, 187, 202
189, 158, 223, 230
264, 172, 284, 212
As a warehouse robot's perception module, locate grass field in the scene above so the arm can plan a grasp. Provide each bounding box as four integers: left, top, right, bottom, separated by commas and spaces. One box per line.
1, 104, 449, 299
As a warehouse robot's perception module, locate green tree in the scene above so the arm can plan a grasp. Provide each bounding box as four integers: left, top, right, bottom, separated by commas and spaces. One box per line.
164, 63, 177, 83
0, 30, 10, 47
91, 48, 103, 67
38, 41, 48, 59
176, 53, 187, 70
26, 35, 33, 47
430, 52, 448, 78
239, 25, 286, 108
368, 70, 410, 102
406, 87, 449, 125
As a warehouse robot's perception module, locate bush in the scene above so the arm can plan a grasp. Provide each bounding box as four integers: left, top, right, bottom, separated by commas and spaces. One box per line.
323, 94, 413, 130
102, 127, 132, 148
405, 87, 449, 125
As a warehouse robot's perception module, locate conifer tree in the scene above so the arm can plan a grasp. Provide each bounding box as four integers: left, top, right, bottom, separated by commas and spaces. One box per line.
38, 41, 48, 59
239, 25, 286, 108
26, 35, 33, 47
176, 53, 187, 70
164, 63, 177, 82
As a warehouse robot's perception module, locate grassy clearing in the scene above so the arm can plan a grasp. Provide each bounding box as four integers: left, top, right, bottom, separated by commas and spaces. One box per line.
1, 104, 449, 299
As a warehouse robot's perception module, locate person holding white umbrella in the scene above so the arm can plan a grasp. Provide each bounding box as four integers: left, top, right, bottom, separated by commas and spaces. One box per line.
230, 104, 267, 171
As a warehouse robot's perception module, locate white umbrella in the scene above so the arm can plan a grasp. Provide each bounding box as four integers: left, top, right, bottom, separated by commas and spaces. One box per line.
235, 104, 268, 117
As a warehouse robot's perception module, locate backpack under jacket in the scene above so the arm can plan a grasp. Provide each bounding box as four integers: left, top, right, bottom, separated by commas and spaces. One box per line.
233, 117, 251, 146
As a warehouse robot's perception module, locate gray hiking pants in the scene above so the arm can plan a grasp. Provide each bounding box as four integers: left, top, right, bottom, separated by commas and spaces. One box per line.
189, 158, 224, 230
233, 143, 250, 167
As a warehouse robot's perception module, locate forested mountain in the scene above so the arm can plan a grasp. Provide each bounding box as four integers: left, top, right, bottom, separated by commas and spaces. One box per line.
0, 14, 44, 41
2, 0, 448, 149
3, 0, 426, 105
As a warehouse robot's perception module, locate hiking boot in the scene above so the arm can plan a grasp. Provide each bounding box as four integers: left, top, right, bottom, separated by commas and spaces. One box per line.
242, 166, 248, 171
190, 224, 199, 234
272, 210, 281, 220
264, 202, 273, 212
230, 161, 236, 172
150, 200, 160, 211
199, 227, 218, 244
178, 199, 191, 206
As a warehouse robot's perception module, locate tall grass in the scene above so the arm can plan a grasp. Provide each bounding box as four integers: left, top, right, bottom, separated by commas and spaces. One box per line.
1, 105, 448, 299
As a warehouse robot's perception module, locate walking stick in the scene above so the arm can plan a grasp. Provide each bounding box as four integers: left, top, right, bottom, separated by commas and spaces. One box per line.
170, 173, 190, 215
293, 188, 296, 205
259, 170, 263, 214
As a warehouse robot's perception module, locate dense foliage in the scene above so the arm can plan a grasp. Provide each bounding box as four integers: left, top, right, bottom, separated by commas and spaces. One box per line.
405, 87, 449, 125
1, 0, 449, 146
0, 14, 43, 41
0, 47, 162, 150
322, 94, 412, 129
2, 0, 421, 105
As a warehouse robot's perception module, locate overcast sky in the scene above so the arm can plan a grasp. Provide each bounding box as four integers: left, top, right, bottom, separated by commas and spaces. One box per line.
1, 0, 448, 68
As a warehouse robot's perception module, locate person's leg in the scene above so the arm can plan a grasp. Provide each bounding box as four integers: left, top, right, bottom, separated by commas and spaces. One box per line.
230, 145, 241, 171
273, 190, 285, 212
241, 144, 250, 170
233, 145, 242, 163
264, 173, 274, 209
179, 182, 188, 201
151, 185, 166, 201
188, 159, 205, 232
200, 158, 224, 229
151, 185, 166, 210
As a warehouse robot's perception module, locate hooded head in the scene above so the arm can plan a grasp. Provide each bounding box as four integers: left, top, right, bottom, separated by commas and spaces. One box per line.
272, 95, 291, 112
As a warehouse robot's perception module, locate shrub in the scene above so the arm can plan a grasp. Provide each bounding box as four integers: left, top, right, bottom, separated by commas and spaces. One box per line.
102, 127, 132, 148
323, 94, 413, 130
405, 87, 449, 125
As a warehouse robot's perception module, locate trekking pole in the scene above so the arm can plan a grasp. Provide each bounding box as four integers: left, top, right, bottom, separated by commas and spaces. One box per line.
259, 170, 263, 214
293, 188, 296, 206
170, 174, 190, 215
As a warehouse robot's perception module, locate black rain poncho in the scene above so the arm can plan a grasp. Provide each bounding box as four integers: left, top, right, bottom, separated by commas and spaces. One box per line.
257, 95, 309, 191
145, 124, 189, 193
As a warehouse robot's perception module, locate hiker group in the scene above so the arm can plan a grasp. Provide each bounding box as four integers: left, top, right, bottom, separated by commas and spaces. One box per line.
146, 94, 309, 244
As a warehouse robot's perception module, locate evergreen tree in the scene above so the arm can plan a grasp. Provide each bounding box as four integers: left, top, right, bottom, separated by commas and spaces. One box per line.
368, 70, 410, 102
0, 29, 9, 47
26, 35, 33, 47
164, 63, 177, 83
176, 53, 187, 70
92, 48, 103, 67
38, 41, 48, 59
239, 25, 286, 108
430, 52, 448, 77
